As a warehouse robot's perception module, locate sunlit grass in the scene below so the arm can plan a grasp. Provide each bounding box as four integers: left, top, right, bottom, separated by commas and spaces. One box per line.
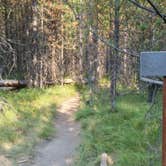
0, 85, 77, 164
75, 88, 162, 166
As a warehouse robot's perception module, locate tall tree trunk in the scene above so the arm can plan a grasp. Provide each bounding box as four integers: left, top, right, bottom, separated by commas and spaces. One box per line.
90, 0, 98, 86
3, 0, 9, 39
110, 0, 120, 111
29, 0, 39, 87
87, 0, 98, 105
78, 9, 84, 82
61, 14, 64, 85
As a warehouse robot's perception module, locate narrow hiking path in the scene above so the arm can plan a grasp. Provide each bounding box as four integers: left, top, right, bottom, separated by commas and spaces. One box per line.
29, 96, 81, 166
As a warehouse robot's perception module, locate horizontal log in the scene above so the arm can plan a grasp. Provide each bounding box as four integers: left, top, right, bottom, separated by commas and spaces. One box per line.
45, 79, 75, 85
141, 77, 163, 85
0, 80, 27, 87
0, 78, 76, 89
0, 77, 88, 89
63, 78, 75, 84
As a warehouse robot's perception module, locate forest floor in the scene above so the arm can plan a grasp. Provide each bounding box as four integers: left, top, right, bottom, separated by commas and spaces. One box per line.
28, 96, 81, 166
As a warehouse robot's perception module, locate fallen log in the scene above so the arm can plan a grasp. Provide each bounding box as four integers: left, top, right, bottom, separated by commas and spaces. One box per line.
0, 80, 27, 88
0, 78, 87, 89
0, 78, 76, 89
45, 78, 75, 85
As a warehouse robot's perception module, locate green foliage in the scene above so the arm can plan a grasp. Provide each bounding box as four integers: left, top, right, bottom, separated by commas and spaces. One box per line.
0, 85, 77, 164
76, 107, 94, 120
75, 88, 161, 166
139, 23, 148, 31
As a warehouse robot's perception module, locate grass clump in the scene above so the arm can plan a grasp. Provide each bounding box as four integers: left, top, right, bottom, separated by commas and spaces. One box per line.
75, 88, 162, 166
0, 85, 77, 164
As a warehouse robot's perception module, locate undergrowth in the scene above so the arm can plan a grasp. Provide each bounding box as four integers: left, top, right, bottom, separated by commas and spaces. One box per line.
0, 85, 77, 165
75, 87, 162, 166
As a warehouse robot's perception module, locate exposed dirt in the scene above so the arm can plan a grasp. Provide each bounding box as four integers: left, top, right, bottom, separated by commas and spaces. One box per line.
28, 96, 81, 166
0, 155, 12, 166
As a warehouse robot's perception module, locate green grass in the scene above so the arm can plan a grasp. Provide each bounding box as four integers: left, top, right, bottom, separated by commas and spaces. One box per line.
0, 85, 77, 165
75, 87, 162, 166
0, 84, 161, 165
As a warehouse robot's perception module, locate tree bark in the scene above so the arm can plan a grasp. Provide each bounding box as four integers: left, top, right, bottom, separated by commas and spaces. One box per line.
110, 0, 120, 111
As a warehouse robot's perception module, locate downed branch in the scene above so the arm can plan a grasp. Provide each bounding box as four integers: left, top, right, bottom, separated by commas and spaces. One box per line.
0, 78, 78, 89
0, 80, 27, 88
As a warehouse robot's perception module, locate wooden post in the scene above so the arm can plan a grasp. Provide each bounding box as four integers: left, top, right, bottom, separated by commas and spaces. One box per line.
163, 77, 166, 166
100, 153, 114, 166
100, 153, 107, 166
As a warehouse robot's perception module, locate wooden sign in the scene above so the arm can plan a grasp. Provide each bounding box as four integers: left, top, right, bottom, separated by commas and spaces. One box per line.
140, 51, 166, 166
140, 51, 166, 77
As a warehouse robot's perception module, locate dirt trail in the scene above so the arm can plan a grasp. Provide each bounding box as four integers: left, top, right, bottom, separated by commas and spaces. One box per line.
30, 96, 81, 166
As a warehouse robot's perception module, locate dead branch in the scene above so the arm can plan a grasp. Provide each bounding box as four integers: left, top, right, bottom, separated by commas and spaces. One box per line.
129, 0, 157, 14
147, 0, 166, 23
0, 36, 17, 78
90, 29, 139, 57
129, 0, 166, 23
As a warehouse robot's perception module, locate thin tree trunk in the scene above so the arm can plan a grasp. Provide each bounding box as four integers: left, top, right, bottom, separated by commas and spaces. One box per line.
29, 0, 39, 87
61, 14, 64, 85
91, 0, 98, 86
87, 0, 98, 105
110, 0, 120, 111
79, 12, 84, 82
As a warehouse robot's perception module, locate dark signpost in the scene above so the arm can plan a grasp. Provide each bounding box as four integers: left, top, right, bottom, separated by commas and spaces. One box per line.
140, 51, 166, 166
